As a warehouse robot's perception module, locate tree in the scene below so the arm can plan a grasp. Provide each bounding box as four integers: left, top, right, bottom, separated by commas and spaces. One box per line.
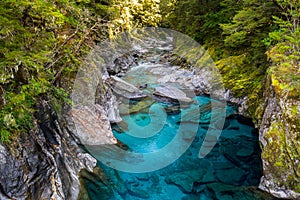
0, 0, 163, 143
266, 0, 300, 98
0, 0, 110, 142
108, 0, 162, 38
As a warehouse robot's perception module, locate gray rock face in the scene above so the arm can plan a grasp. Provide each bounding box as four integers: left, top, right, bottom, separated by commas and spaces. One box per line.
69, 104, 117, 145
0, 101, 97, 200
258, 76, 300, 199
107, 76, 147, 99
154, 85, 193, 103
95, 82, 122, 123
109, 53, 136, 75
105, 94, 122, 123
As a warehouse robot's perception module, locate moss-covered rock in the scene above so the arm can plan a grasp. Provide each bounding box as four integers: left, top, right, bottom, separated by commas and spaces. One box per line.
258, 75, 300, 199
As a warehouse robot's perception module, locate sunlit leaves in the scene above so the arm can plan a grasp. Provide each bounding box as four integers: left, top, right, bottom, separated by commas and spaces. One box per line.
0, 0, 163, 142
266, 0, 300, 98
0, 0, 93, 142
108, 0, 162, 38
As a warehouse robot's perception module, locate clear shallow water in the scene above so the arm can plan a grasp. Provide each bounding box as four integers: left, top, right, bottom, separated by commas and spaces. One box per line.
82, 95, 278, 199
82, 40, 277, 199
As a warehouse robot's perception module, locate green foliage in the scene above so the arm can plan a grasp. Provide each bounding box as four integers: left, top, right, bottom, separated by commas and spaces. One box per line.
164, 0, 280, 119
0, 0, 111, 142
220, 0, 279, 67
262, 115, 300, 192
0, 0, 163, 143
266, 0, 300, 98
259, 0, 300, 192
108, 0, 162, 38
165, 0, 223, 42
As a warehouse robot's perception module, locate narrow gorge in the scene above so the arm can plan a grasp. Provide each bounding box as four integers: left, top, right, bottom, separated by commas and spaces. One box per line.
70, 29, 289, 199
0, 1, 299, 200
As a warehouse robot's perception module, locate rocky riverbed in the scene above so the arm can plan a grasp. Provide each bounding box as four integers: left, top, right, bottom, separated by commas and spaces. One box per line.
77, 29, 285, 199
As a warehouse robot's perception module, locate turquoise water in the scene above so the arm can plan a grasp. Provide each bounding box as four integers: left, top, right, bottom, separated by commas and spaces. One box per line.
82, 95, 278, 199
81, 41, 277, 199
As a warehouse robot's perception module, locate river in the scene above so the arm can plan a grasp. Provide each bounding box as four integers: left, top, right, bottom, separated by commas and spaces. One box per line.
81, 29, 278, 200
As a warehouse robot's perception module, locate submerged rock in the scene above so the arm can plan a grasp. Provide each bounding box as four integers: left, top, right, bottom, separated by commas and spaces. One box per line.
79, 167, 115, 200
165, 170, 207, 193
107, 76, 147, 99
180, 102, 228, 128
180, 107, 202, 124
163, 159, 213, 193
164, 104, 181, 114
127, 186, 150, 199
119, 98, 155, 115
215, 166, 247, 185
206, 183, 279, 200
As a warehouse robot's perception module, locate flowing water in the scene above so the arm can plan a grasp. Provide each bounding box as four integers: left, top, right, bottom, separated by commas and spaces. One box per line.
82, 33, 277, 200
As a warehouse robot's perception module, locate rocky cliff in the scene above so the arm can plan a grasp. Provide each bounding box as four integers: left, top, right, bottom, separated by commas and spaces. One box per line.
0, 100, 97, 200
257, 76, 300, 199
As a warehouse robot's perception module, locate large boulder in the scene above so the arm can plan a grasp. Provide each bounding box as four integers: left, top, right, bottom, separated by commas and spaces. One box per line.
153, 85, 193, 103
69, 104, 117, 145
107, 76, 147, 99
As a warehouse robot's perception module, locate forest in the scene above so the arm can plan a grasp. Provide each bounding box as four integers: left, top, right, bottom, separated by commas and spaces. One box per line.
0, 0, 299, 199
